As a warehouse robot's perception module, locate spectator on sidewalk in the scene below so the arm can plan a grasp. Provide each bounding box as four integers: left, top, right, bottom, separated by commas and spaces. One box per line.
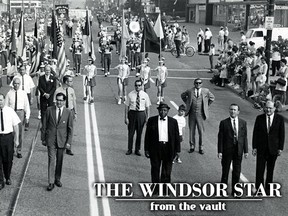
218, 26, 225, 51
204, 28, 213, 53
209, 44, 216, 70
197, 28, 204, 53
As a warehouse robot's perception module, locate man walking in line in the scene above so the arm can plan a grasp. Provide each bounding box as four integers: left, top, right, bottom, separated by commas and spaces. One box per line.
0, 93, 20, 189
181, 78, 215, 154
41, 92, 73, 191
5, 78, 30, 159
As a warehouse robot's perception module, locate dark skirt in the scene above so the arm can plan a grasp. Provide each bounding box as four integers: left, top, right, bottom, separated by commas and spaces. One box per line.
85, 76, 96, 87
156, 79, 167, 88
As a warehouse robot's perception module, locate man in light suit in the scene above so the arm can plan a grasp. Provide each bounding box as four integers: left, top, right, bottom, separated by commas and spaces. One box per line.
181, 78, 215, 154
41, 92, 74, 191
38, 65, 57, 121
252, 100, 285, 191
144, 102, 180, 185
218, 104, 248, 196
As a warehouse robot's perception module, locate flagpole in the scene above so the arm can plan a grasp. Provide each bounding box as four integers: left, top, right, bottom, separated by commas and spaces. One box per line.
159, 13, 161, 58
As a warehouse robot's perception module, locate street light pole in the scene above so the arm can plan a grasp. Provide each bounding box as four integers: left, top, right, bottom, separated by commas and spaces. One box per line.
265, 0, 275, 83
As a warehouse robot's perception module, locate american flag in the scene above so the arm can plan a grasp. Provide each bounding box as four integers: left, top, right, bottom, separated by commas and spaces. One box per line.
17, 11, 26, 61
51, 10, 66, 82
83, 10, 96, 61
30, 19, 41, 74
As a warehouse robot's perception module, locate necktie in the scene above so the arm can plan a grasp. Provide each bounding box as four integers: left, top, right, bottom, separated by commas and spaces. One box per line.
1, 109, 4, 131
22, 75, 24, 90
57, 108, 61, 125
15, 90, 18, 111
66, 88, 69, 108
136, 92, 140, 111
268, 116, 271, 133
160, 117, 166, 121
233, 119, 237, 144
196, 89, 199, 98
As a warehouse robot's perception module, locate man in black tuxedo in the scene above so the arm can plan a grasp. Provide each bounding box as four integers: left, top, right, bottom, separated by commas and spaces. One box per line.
38, 65, 57, 121
252, 100, 285, 191
144, 102, 180, 184
218, 104, 248, 196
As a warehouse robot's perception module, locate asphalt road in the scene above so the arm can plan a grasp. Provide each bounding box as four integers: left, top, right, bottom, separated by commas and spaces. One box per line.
0, 20, 287, 216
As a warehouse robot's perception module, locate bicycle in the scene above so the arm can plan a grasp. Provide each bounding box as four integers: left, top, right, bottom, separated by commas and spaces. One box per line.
170, 44, 196, 57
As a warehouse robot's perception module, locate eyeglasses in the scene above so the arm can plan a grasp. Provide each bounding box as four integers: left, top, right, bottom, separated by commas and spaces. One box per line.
195, 82, 202, 84
135, 84, 142, 87
56, 99, 65, 101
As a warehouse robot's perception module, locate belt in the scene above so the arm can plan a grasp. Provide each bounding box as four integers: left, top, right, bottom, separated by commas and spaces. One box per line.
15, 109, 24, 111
0, 132, 12, 137
159, 141, 168, 145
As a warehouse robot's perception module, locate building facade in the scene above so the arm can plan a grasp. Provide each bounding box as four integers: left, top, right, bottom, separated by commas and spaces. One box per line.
186, 0, 288, 29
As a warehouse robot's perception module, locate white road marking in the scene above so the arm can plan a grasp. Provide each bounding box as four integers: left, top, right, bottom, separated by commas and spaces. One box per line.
90, 105, 112, 216
170, 100, 256, 193
83, 76, 99, 216
11, 122, 41, 216
93, 74, 211, 80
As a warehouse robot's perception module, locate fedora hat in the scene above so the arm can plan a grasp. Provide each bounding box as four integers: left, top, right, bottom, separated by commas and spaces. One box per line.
157, 102, 170, 110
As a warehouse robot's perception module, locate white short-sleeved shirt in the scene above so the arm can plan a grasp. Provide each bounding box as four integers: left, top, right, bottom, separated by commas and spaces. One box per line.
0, 106, 21, 134
125, 90, 151, 111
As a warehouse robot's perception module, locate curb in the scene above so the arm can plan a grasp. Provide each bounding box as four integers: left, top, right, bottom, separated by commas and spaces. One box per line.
225, 85, 288, 123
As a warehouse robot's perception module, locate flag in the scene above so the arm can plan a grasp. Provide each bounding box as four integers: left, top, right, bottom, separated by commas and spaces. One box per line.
83, 10, 91, 54
57, 41, 66, 82
34, 18, 38, 38
50, 10, 58, 59
83, 10, 96, 60
154, 14, 164, 39
119, 10, 130, 61
29, 36, 41, 74
16, 11, 26, 61
141, 15, 160, 54
9, 22, 17, 66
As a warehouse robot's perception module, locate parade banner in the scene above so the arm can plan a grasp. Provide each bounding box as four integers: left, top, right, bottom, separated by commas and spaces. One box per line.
55, 4, 69, 20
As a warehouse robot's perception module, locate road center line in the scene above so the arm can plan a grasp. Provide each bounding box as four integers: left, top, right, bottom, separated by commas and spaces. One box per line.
83, 76, 99, 216
90, 103, 112, 216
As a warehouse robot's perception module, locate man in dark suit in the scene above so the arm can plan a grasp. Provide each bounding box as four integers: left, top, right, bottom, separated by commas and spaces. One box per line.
218, 104, 248, 196
38, 65, 57, 121
252, 100, 285, 191
41, 92, 74, 191
181, 78, 215, 154
144, 102, 180, 184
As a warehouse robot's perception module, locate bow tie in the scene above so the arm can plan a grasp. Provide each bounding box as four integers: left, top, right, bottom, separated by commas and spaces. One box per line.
160, 118, 166, 121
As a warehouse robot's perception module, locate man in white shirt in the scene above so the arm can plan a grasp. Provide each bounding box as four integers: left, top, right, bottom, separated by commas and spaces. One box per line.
0, 93, 20, 189
125, 79, 151, 156
5, 78, 30, 159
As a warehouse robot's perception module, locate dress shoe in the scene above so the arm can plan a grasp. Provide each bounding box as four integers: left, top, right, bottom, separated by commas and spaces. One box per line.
125, 150, 132, 155
188, 148, 195, 153
66, 149, 74, 156
135, 151, 141, 156
17, 153, 23, 158
54, 180, 62, 187
6, 179, 11, 185
199, 150, 204, 155
0, 183, 5, 190
47, 183, 55, 191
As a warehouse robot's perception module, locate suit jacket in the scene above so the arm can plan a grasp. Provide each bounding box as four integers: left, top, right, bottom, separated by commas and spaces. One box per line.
38, 75, 57, 98
41, 106, 73, 148
218, 117, 248, 157
144, 116, 180, 161
181, 87, 215, 120
252, 113, 285, 155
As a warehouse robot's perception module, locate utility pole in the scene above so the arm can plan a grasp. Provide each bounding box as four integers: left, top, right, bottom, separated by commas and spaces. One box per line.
265, 0, 275, 83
